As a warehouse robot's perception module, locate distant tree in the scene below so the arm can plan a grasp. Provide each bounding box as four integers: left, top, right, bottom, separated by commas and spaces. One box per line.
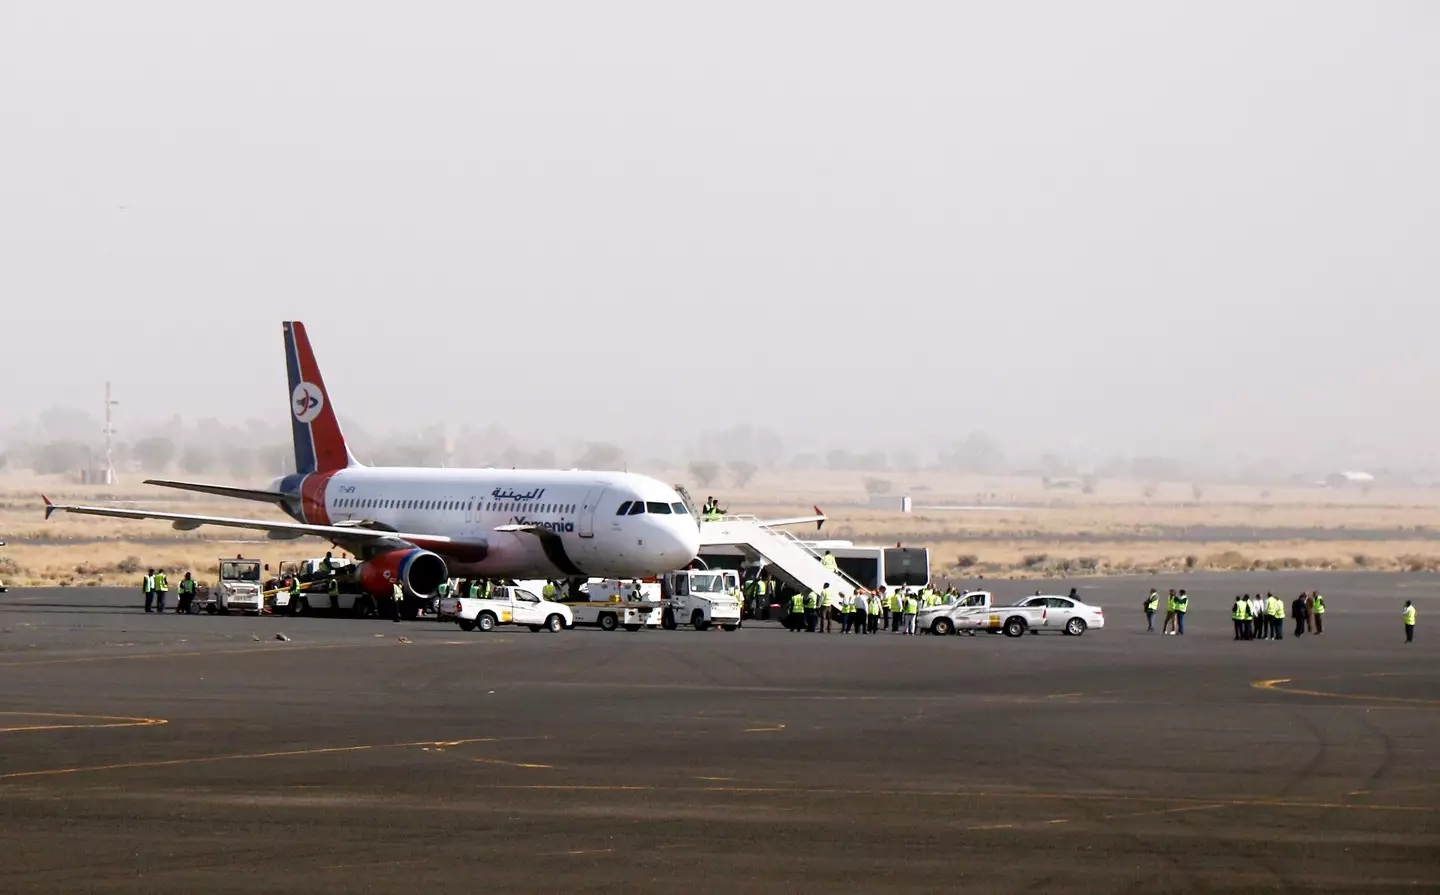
864, 477, 893, 495
855, 451, 888, 472
1081, 474, 1099, 495
222, 446, 257, 480
689, 460, 721, 487
31, 440, 90, 475
728, 461, 758, 489
1191, 484, 1206, 500
0, 452, 8, 472
1141, 482, 1159, 499
826, 449, 857, 471
179, 445, 215, 475
937, 432, 1005, 474
789, 453, 822, 472
574, 442, 625, 471
133, 436, 177, 472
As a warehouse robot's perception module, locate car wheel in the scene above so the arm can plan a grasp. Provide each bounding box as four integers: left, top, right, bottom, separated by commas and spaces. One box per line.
528, 624, 541, 632
692, 610, 709, 631
1004, 617, 1027, 638
458, 618, 476, 632
205, 604, 218, 615
599, 613, 618, 632
932, 617, 954, 636
545, 614, 564, 633
1065, 618, 1087, 636
477, 612, 497, 632
624, 624, 642, 632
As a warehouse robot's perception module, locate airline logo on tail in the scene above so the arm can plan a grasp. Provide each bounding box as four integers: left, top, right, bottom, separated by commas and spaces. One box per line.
283, 321, 356, 475
292, 382, 324, 423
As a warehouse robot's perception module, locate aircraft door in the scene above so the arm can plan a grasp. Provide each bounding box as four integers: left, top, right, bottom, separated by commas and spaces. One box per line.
577, 485, 606, 539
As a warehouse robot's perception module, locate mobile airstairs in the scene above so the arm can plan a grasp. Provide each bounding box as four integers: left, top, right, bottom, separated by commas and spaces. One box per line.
698, 515, 864, 609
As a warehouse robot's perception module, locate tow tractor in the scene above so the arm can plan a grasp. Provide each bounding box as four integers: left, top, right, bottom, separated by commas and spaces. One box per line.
659, 569, 742, 631
196, 557, 266, 615
572, 579, 663, 632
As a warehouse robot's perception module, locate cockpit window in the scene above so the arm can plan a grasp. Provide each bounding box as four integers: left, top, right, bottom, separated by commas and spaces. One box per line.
645, 502, 672, 514
628, 502, 646, 515
615, 501, 632, 516
670, 502, 688, 514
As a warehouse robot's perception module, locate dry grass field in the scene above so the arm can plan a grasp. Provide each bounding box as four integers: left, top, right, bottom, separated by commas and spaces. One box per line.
3, 470, 1439, 586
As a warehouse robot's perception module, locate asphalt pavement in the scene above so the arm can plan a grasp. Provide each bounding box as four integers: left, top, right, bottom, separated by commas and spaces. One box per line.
1, 572, 1436, 893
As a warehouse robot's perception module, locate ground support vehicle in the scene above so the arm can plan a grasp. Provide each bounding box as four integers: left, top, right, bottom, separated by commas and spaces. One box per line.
659, 569, 742, 631
202, 558, 266, 615
438, 586, 572, 633
572, 579, 662, 631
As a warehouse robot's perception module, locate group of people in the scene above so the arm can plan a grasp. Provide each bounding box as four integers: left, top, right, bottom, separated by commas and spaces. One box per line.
1228, 592, 1326, 640
1143, 589, 1191, 634
699, 496, 728, 521
784, 583, 959, 635
139, 568, 198, 613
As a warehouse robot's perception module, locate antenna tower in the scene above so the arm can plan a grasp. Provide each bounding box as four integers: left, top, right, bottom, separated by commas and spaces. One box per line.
102, 381, 119, 485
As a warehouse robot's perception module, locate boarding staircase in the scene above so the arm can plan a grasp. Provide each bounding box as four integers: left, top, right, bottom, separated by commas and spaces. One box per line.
698, 515, 865, 609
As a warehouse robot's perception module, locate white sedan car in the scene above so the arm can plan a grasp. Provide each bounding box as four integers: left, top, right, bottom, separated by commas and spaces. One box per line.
1012, 595, 1105, 636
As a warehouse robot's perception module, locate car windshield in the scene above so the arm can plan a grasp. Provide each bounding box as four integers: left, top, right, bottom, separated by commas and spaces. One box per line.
689, 574, 724, 594
221, 562, 260, 581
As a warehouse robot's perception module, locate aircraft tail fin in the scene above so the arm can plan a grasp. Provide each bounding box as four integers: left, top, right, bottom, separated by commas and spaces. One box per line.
282, 321, 359, 475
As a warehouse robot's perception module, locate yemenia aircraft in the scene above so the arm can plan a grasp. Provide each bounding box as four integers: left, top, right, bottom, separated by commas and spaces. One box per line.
44, 322, 702, 604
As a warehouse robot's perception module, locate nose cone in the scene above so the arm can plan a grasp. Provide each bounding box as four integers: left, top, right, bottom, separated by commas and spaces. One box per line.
655, 518, 701, 570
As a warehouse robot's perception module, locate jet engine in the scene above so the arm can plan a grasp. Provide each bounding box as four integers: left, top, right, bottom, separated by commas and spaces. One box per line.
357, 548, 449, 597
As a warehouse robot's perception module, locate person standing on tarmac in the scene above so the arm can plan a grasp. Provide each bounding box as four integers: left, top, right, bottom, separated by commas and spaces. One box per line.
868, 590, 882, 634
1292, 593, 1308, 638
1304, 592, 1315, 633
903, 590, 919, 635
1173, 590, 1189, 635
854, 589, 868, 635
1232, 596, 1246, 640
1266, 593, 1285, 640
390, 580, 404, 623
1163, 590, 1178, 634
890, 589, 904, 632
142, 569, 155, 613
1251, 594, 1266, 640
153, 568, 169, 613
788, 591, 804, 632
177, 572, 196, 614
1144, 590, 1159, 632
1403, 600, 1416, 643
327, 575, 341, 611
1312, 591, 1326, 634
803, 589, 819, 633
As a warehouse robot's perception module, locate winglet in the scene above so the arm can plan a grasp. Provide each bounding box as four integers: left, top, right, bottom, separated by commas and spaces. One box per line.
815, 506, 825, 532
42, 495, 57, 520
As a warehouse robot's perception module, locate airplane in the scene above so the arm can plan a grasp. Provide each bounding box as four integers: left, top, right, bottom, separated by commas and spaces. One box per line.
43, 321, 705, 611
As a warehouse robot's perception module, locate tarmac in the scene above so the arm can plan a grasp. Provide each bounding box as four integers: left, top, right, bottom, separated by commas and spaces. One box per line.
0, 571, 1436, 893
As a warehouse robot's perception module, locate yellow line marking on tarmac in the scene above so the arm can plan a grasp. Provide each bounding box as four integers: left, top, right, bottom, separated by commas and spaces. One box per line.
1253, 678, 1440, 706
968, 823, 1015, 830
0, 737, 498, 781
0, 638, 510, 669
697, 776, 735, 782
744, 724, 786, 732
1046, 692, 1083, 699
0, 711, 167, 733
469, 757, 553, 769
1046, 819, 1069, 825
1102, 803, 1227, 820
472, 783, 1440, 814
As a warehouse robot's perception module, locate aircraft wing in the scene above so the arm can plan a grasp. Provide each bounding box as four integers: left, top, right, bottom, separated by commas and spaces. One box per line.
143, 479, 290, 504
42, 496, 488, 561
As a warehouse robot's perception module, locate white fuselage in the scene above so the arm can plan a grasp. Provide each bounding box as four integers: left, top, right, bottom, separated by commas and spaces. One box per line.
279, 467, 700, 580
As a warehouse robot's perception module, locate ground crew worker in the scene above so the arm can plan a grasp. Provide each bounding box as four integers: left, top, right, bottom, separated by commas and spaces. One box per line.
1266, 593, 1284, 640
821, 551, 838, 573
903, 590, 919, 635
853, 589, 868, 635
153, 568, 169, 613
321, 551, 335, 575
890, 589, 905, 632
1144, 589, 1159, 632
1403, 600, 1416, 643
1232, 596, 1246, 640
840, 591, 854, 633
868, 591, 882, 634
803, 589, 819, 633
878, 587, 890, 630
178, 572, 197, 614
542, 580, 557, 600
1292, 593, 1308, 638
1240, 594, 1253, 640
391, 580, 404, 623
788, 591, 804, 632
327, 575, 341, 611
142, 569, 155, 613
1163, 589, 1178, 634
1313, 592, 1325, 634
1304, 592, 1315, 633
1174, 589, 1189, 635
820, 583, 836, 632
288, 577, 301, 613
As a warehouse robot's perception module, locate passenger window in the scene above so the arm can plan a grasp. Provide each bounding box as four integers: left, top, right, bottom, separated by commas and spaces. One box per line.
628, 502, 645, 515
616, 501, 632, 515
645, 502, 672, 514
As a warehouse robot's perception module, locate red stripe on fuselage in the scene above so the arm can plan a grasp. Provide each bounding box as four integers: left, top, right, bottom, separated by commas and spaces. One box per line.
300, 471, 337, 525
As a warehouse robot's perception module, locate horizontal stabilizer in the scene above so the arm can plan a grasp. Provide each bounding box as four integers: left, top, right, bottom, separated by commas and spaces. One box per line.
144, 479, 290, 504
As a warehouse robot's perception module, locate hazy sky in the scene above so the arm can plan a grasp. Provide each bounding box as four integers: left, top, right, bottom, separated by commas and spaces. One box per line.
2, 2, 1435, 463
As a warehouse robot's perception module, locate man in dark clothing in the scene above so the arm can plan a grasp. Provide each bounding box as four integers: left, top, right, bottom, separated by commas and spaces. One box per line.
1292, 594, 1308, 638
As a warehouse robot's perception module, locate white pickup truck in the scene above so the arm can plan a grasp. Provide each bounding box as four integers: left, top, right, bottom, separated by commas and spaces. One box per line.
438, 586, 572, 633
